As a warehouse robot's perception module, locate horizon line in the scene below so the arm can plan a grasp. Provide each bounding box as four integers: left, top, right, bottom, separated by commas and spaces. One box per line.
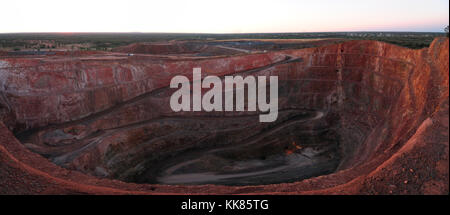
0, 30, 447, 35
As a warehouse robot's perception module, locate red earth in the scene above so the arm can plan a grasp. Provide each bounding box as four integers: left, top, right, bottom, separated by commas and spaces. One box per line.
0, 38, 448, 194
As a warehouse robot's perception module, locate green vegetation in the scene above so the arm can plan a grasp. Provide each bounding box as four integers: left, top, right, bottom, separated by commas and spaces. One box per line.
351, 36, 435, 49
0, 32, 446, 51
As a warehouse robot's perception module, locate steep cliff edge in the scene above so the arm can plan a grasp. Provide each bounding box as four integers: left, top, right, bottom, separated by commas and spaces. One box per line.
0, 38, 448, 194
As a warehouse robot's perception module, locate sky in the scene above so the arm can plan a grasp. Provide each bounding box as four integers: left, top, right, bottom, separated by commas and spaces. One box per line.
1, 0, 448, 33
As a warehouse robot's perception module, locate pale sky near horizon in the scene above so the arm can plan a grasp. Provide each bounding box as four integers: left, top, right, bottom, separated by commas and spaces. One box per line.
1, 0, 448, 33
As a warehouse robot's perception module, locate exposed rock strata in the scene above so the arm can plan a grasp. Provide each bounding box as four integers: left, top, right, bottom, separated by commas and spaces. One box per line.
0, 38, 448, 194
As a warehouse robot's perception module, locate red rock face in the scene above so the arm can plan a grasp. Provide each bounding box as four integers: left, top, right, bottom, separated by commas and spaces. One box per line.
0, 38, 448, 194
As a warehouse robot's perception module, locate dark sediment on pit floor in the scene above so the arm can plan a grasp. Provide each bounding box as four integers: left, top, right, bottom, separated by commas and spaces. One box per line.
0, 38, 448, 194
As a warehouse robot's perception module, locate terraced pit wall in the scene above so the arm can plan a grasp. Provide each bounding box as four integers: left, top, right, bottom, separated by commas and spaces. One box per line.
0, 38, 448, 194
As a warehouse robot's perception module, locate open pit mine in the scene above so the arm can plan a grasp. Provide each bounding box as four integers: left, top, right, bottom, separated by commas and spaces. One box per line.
0, 38, 448, 194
